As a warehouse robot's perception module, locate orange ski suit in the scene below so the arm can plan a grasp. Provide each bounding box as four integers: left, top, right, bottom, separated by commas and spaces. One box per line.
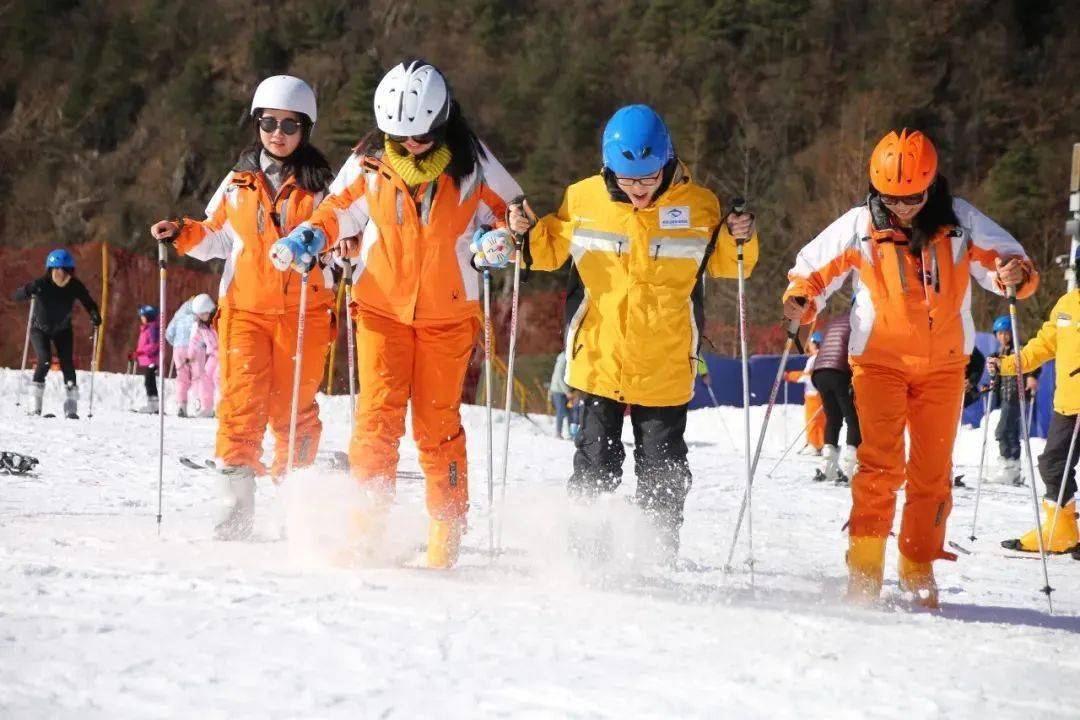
784, 198, 1037, 562
785, 356, 824, 451
300, 146, 522, 519
174, 151, 335, 475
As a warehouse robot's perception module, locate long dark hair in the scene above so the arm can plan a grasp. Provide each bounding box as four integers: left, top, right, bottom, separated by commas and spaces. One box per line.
243, 112, 334, 193
354, 61, 488, 187
868, 174, 960, 253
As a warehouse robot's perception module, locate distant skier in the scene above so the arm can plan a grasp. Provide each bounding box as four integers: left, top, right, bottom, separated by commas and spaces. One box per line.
150, 75, 336, 540
165, 295, 199, 417
273, 60, 522, 568
491, 104, 759, 560
13, 249, 101, 418
784, 331, 825, 457
549, 351, 571, 439
810, 315, 861, 483
782, 129, 1037, 608
188, 293, 219, 418
132, 305, 161, 414
989, 257, 1080, 554
988, 315, 1040, 485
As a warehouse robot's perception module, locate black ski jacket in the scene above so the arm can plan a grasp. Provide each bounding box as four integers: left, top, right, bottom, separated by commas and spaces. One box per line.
13, 273, 100, 334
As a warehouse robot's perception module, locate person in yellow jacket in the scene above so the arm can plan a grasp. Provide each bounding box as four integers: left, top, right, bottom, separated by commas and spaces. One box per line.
480, 104, 758, 558
988, 269, 1080, 555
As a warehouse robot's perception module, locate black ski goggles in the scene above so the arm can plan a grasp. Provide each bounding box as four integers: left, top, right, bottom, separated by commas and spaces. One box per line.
257, 116, 303, 136
387, 129, 440, 145
879, 191, 927, 207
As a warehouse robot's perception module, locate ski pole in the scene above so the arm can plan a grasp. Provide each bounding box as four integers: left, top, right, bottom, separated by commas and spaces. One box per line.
730, 197, 757, 570
706, 383, 738, 453
342, 258, 357, 430
497, 198, 526, 552
156, 240, 168, 534
482, 268, 495, 559
1006, 285, 1053, 611
725, 306, 805, 572
16, 297, 35, 408
968, 379, 996, 540
765, 404, 825, 478
87, 325, 100, 419
285, 263, 311, 480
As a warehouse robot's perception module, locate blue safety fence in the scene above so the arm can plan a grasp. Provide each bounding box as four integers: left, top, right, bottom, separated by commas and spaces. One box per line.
691, 331, 1052, 438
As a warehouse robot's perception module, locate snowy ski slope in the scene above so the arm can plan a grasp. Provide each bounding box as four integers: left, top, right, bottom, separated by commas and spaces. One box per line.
1, 368, 1078, 718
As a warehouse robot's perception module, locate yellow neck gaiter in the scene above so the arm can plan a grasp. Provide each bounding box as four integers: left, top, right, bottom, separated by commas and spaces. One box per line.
383, 138, 452, 187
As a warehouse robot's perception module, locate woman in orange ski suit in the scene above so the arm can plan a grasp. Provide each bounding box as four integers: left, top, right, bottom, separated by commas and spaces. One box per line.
150, 76, 337, 538
782, 129, 1037, 607
276, 60, 523, 568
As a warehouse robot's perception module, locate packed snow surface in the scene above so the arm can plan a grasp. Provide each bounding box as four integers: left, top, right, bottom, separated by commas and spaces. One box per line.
2, 368, 1079, 718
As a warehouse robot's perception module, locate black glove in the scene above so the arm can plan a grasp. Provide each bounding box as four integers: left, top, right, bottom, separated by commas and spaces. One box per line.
90, 310, 102, 326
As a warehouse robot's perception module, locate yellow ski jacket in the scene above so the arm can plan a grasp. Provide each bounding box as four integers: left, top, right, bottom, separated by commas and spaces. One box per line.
528, 165, 758, 406
1000, 290, 1080, 415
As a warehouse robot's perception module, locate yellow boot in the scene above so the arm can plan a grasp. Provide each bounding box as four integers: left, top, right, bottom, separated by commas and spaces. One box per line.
846, 536, 886, 605
331, 495, 390, 567
1003, 500, 1079, 554
427, 517, 466, 569
898, 554, 939, 609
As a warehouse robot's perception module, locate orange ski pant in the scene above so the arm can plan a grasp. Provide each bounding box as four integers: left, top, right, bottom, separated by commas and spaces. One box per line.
804, 393, 825, 451
215, 306, 333, 476
349, 311, 479, 520
849, 362, 965, 563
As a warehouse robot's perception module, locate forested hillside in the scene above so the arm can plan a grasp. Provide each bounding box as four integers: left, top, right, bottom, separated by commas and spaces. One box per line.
2, 0, 1078, 331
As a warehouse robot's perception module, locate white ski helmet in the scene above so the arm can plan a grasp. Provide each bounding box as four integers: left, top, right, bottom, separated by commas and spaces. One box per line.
373, 61, 451, 136
191, 293, 216, 316
250, 75, 318, 124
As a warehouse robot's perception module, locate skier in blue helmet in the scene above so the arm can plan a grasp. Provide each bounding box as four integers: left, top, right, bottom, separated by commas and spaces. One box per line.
131, 305, 162, 413
12, 248, 101, 418
486, 103, 760, 561
989, 313, 1039, 485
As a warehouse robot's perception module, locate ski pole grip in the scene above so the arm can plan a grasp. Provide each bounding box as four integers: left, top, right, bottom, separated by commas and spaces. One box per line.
730, 197, 751, 244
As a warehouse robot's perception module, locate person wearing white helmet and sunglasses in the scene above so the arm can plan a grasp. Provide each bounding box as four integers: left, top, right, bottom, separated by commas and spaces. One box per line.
149, 75, 337, 540
274, 59, 523, 569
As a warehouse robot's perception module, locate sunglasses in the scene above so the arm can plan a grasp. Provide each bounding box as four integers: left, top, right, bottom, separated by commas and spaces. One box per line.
257, 116, 303, 136
614, 168, 664, 189
879, 191, 926, 207
387, 131, 439, 145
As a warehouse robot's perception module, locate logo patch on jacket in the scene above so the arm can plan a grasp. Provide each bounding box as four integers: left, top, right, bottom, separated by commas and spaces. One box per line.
659, 206, 691, 229
1057, 312, 1072, 327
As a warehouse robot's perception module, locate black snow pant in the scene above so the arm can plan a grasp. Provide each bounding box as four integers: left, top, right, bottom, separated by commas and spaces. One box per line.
569, 393, 692, 530
812, 369, 861, 447
143, 364, 158, 399
1038, 412, 1080, 506
995, 391, 1022, 460
30, 327, 76, 385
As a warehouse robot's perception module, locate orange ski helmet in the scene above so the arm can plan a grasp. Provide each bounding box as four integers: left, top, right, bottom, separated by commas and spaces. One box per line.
868, 129, 938, 195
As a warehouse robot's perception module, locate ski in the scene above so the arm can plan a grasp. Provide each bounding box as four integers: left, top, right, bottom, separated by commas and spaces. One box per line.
0, 451, 40, 475
178, 452, 425, 481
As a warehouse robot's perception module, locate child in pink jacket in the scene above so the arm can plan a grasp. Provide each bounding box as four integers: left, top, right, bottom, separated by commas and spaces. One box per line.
188, 294, 219, 417
133, 305, 161, 414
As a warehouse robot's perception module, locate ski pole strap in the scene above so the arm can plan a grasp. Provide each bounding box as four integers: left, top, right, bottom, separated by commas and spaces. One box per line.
786, 297, 807, 354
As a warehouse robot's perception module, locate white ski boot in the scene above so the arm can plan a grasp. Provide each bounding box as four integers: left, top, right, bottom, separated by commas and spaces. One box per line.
63, 382, 79, 419
214, 465, 256, 541
991, 457, 1023, 486
27, 382, 44, 416
839, 445, 859, 485
817, 444, 840, 483
134, 397, 160, 414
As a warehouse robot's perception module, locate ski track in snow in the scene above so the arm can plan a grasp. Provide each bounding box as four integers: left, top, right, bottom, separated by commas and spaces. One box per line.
1, 368, 1079, 719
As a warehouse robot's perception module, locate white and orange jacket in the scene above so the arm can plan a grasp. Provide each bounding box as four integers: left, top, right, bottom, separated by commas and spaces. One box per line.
785, 354, 819, 396
298, 145, 522, 326
784, 198, 1037, 372
174, 151, 335, 314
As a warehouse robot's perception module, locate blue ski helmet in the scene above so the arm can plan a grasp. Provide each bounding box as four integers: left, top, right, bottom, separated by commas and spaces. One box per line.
601, 105, 672, 178
45, 249, 75, 270
810, 332, 823, 345
992, 315, 1011, 334
138, 305, 158, 320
